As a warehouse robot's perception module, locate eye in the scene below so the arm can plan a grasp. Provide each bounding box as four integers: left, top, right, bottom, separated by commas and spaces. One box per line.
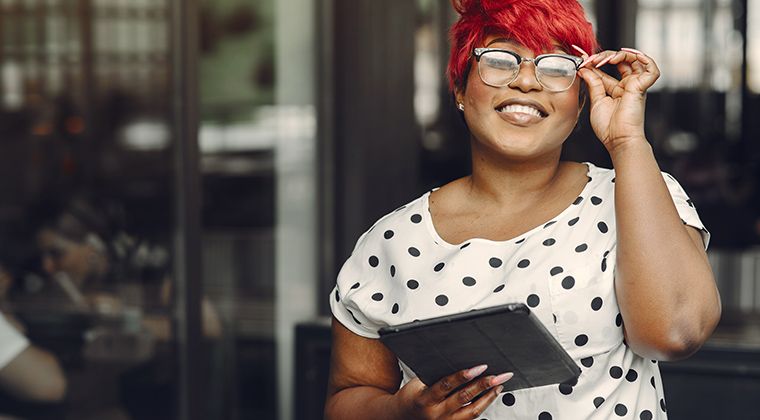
537, 56, 577, 77
482, 51, 519, 70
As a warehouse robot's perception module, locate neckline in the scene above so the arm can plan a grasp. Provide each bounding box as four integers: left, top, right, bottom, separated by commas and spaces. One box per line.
423, 162, 597, 248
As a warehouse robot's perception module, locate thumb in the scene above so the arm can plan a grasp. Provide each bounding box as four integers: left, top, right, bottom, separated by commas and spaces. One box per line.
578, 68, 607, 105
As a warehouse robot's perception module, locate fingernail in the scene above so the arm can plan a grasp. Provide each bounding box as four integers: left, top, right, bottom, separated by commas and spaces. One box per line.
495, 385, 504, 394
571, 44, 589, 57
579, 55, 595, 68
595, 55, 613, 68
621, 47, 644, 55
465, 364, 488, 379
490, 372, 514, 386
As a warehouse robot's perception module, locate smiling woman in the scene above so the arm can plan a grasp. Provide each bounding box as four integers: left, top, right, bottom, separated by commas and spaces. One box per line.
324, 0, 721, 419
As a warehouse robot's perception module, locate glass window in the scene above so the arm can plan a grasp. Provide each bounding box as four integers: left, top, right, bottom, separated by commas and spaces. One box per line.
749, 0, 760, 92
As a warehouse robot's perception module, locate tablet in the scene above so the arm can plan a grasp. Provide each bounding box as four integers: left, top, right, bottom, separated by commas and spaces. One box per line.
378, 303, 580, 391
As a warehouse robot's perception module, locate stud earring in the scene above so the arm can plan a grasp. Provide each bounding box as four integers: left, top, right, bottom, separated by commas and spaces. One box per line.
457, 103, 464, 111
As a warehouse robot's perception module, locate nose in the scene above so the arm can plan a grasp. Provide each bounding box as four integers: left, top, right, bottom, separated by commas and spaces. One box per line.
508, 59, 542, 92
42, 255, 57, 275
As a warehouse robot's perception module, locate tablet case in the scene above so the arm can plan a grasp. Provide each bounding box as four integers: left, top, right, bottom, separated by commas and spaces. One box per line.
378, 303, 580, 391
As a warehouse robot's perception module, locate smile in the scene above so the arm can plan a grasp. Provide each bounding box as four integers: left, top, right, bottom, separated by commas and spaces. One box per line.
496, 104, 546, 118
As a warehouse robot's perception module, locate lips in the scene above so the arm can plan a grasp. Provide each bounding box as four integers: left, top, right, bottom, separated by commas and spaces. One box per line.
494, 98, 548, 126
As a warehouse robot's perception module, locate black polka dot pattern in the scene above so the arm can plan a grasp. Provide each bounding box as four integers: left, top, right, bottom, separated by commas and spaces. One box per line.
331, 167, 688, 418
591, 297, 603, 311
660, 399, 667, 412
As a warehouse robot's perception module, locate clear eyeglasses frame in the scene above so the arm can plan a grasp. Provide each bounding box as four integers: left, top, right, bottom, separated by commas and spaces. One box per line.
473, 48, 584, 92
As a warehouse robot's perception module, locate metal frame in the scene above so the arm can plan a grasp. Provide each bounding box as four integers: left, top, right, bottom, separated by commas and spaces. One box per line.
169, 0, 203, 418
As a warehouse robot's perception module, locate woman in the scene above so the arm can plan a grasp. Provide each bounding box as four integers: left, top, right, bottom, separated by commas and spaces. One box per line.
325, 0, 721, 419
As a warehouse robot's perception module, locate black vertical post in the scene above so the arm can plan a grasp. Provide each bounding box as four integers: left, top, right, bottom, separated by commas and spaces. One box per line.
169, 0, 203, 418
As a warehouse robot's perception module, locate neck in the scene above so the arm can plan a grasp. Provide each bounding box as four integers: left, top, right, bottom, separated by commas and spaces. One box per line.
466, 140, 566, 209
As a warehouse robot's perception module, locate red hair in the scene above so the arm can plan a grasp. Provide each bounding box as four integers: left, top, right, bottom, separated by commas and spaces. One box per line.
448, 0, 599, 92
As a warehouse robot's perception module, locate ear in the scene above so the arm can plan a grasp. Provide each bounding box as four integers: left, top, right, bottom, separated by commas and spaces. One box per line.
454, 88, 465, 109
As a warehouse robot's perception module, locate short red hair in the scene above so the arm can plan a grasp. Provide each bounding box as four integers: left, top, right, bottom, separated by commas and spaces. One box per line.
448, 0, 599, 92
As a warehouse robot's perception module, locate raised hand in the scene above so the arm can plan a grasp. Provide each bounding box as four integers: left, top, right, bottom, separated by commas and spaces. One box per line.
575, 48, 661, 154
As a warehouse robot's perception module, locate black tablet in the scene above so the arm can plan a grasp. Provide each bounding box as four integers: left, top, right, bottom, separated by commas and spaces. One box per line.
378, 303, 580, 391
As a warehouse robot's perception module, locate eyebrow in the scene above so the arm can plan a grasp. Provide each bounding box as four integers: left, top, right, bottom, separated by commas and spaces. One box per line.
484, 38, 569, 54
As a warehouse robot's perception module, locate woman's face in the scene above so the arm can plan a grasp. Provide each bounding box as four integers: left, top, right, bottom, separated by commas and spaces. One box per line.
38, 229, 98, 287
456, 36, 582, 162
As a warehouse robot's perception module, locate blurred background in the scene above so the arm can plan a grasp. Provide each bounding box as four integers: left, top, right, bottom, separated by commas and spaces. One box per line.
0, 0, 758, 419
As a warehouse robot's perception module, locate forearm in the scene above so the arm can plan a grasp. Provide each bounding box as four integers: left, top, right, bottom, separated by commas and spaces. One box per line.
325, 386, 400, 420
610, 140, 720, 360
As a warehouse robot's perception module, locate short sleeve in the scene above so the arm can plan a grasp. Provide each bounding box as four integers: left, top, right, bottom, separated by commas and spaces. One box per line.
662, 172, 711, 249
0, 312, 29, 369
329, 229, 387, 339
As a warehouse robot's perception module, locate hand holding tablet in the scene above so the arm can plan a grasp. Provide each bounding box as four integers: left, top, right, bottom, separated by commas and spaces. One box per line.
378, 303, 580, 392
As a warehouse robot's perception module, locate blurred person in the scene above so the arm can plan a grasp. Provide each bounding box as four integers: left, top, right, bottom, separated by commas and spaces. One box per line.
325, 0, 721, 419
30, 197, 222, 420
35, 197, 222, 339
0, 310, 66, 404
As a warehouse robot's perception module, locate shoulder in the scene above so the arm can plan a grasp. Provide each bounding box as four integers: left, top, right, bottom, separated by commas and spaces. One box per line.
353, 191, 432, 250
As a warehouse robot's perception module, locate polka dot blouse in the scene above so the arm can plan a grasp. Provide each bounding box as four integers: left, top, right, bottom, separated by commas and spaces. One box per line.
330, 162, 709, 420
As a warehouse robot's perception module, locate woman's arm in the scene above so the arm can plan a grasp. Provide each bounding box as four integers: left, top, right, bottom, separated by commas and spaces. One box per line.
0, 334, 66, 402
611, 141, 720, 360
578, 50, 721, 360
325, 318, 509, 420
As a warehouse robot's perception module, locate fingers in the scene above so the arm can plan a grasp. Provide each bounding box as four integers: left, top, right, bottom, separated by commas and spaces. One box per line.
425, 365, 488, 403
579, 48, 660, 93
444, 372, 513, 412
451, 383, 506, 420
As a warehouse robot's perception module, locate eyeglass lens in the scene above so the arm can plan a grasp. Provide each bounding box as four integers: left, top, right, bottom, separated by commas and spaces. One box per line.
478, 51, 578, 91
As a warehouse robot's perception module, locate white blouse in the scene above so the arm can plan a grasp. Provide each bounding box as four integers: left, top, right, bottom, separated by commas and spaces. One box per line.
331, 162, 709, 420
0, 312, 29, 370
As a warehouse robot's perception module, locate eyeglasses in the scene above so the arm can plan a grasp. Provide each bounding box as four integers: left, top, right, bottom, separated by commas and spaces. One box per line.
473, 48, 583, 92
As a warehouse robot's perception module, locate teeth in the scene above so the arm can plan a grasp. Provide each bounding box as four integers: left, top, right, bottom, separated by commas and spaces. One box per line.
497, 104, 543, 118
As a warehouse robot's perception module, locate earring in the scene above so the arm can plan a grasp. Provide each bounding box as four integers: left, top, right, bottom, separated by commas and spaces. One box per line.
457, 103, 464, 111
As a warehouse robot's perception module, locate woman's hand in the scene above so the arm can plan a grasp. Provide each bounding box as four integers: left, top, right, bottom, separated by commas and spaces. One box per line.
394, 365, 512, 419
576, 48, 660, 154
